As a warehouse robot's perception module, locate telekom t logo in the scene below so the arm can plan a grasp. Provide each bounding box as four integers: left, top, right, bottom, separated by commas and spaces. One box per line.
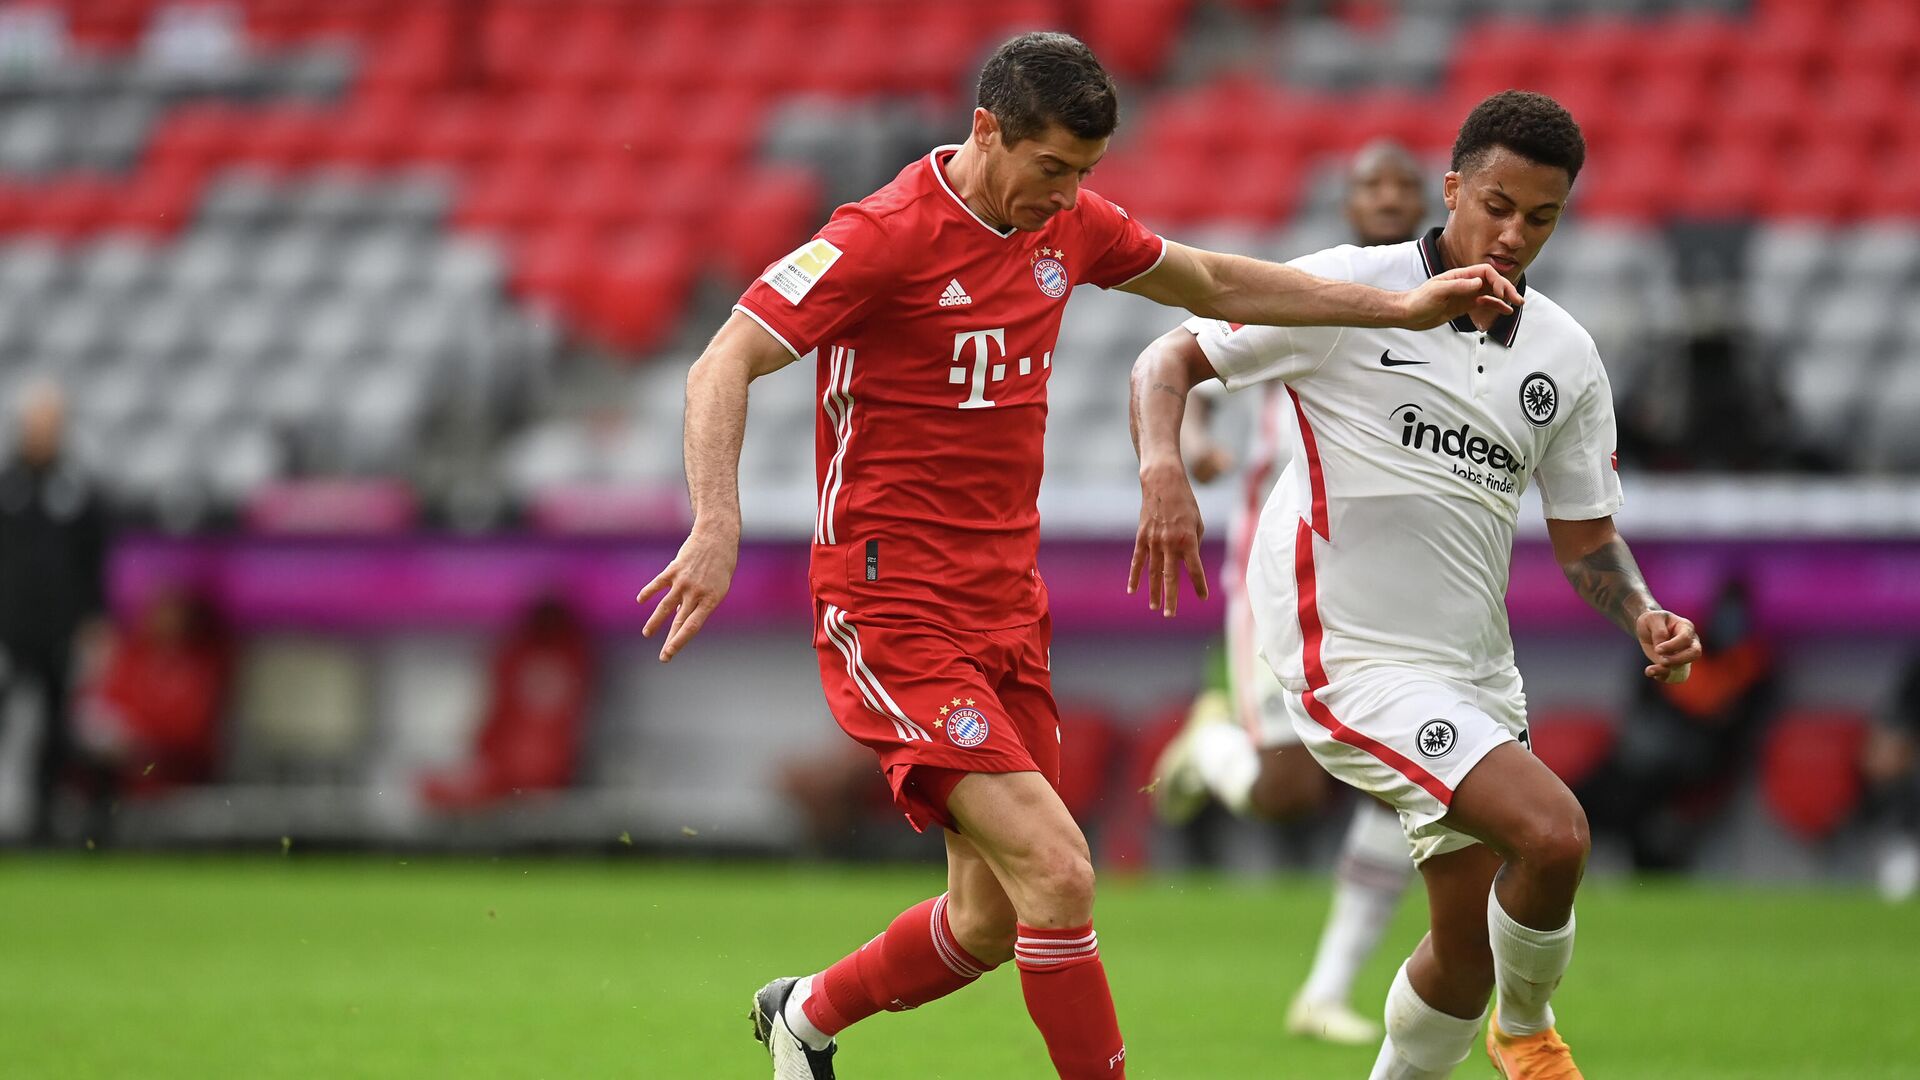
949, 327, 1050, 409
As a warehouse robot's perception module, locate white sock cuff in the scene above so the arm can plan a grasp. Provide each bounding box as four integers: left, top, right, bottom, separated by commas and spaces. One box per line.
1488, 891, 1576, 955
783, 974, 834, 1051
1384, 962, 1484, 1072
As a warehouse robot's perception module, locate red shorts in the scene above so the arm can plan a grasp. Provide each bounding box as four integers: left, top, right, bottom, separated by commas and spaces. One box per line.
812, 600, 1060, 833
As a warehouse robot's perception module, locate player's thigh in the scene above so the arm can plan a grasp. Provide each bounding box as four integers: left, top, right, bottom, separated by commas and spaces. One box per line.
946, 769, 1093, 902
1441, 741, 1589, 869
1285, 665, 1518, 864
812, 604, 1044, 831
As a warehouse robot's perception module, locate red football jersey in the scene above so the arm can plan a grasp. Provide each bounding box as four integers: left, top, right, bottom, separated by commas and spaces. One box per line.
736, 145, 1164, 630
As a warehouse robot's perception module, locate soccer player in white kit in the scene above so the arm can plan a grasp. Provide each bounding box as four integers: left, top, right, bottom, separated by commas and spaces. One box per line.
1152, 140, 1431, 1046
1127, 92, 1703, 1079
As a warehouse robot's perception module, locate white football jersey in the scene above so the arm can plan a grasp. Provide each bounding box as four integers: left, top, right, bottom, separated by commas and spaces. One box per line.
1184, 229, 1623, 688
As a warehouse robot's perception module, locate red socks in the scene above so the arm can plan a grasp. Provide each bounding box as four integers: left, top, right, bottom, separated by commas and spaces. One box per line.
803, 893, 991, 1035
799, 901, 1128, 1078
1016, 922, 1128, 1078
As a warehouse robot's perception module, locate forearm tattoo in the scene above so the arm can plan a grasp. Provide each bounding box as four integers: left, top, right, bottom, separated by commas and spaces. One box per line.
1560, 537, 1657, 634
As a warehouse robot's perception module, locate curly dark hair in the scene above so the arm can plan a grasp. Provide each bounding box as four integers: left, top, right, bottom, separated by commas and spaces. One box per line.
1451, 90, 1585, 183
977, 32, 1119, 146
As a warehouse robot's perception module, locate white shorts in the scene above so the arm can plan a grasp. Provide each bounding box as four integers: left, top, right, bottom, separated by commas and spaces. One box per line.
1228, 586, 1300, 747
1283, 662, 1529, 865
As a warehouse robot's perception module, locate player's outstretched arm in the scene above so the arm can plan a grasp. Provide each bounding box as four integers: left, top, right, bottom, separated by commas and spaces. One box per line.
1127, 327, 1218, 616
1546, 516, 1703, 683
638, 312, 801, 662
1119, 241, 1521, 331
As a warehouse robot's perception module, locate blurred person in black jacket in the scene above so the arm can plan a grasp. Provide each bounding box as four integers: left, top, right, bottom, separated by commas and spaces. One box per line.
1864, 654, 1920, 902
1577, 576, 1774, 870
0, 379, 111, 844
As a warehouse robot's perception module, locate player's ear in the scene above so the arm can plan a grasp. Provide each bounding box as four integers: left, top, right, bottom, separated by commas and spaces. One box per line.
971, 107, 999, 150
1442, 171, 1461, 212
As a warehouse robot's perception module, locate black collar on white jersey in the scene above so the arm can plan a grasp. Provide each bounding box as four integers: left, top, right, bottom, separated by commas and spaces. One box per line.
1416, 226, 1526, 348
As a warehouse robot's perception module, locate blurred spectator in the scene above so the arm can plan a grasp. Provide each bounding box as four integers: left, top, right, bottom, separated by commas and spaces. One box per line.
778, 744, 896, 859
1863, 654, 1920, 902
0, 380, 111, 844
74, 585, 233, 829
420, 596, 594, 810
1578, 577, 1776, 870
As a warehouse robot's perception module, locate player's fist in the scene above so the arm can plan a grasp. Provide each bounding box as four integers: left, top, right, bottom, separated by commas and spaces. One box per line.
1635, 608, 1701, 683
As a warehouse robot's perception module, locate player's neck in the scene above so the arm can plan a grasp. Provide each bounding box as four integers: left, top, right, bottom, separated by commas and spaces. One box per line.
942, 143, 1013, 232
1434, 226, 1468, 272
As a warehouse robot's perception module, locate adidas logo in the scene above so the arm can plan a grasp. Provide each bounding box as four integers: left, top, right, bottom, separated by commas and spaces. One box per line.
939, 279, 972, 307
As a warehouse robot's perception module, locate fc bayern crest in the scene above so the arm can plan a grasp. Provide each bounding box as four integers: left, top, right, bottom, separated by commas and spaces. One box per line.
1519, 372, 1558, 427
1033, 256, 1069, 298
946, 707, 990, 748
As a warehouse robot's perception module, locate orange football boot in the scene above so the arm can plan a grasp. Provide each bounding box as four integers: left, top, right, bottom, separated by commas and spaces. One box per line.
1485, 1009, 1583, 1079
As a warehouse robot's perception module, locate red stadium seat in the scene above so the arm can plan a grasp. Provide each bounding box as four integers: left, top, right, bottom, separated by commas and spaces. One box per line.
510, 226, 602, 319
1761, 710, 1870, 841
1714, 68, 1811, 153
112, 161, 204, 236
356, 8, 456, 97
581, 227, 698, 353
1527, 708, 1616, 790
716, 166, 825, 283
1080, 0, 1192, 82
146, 103, 252, 173
1757, 138, 1873, 222
325, 96, 416, 166
408, 98, 497, 167
23, 175, 119, 241
238, 105, 336, 169
453, 159, 558, 235
1677, 136, 1771, 221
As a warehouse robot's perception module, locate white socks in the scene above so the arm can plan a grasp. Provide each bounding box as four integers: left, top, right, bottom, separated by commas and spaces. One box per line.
783, 974, 834, 1051
1300, 802, 1414, 1005
1192, 721, 1260, 815
1368, 962, 1483, 1080
1488, 890, 1576, 1037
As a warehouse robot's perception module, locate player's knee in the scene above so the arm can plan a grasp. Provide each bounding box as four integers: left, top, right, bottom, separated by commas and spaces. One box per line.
1511, 806, 1591, 887
1016, 848, 1097, 924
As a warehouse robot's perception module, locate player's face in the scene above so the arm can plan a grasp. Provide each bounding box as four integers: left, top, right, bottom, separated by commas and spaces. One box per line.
1440, 146, 1570, 281
1344, 158, 1425, 246
979, 112, 1107, 232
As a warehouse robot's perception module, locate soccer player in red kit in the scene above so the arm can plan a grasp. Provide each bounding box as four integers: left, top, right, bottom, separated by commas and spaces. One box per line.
637, 32, 1520, 1079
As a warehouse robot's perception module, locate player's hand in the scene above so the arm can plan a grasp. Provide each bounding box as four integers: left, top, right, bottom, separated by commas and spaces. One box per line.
1400, 265, 1522, 331
636, 527, 740, 662
1635, 608, 1702, 683
1129, 460, 1209, 616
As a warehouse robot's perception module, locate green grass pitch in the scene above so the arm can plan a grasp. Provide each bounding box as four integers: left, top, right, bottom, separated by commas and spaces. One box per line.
3, 857, 1917, 1078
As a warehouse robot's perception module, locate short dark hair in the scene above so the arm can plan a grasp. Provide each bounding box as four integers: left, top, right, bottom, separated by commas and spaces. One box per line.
1451, 90, 1585, 183
977, 31, 1119, 146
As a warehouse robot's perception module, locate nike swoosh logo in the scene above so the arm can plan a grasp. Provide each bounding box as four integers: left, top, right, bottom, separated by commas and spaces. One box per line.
1381, 350, 1428, 367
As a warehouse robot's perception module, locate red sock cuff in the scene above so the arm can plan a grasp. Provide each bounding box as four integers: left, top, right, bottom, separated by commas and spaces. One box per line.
931, 893, 993, 977
1014, 921, 1100, 973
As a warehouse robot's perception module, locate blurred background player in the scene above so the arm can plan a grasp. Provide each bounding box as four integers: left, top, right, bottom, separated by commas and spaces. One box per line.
1864, 652, 1920, 903
1152, 138, 1430, 1046
1129, 92, 1704, 1079
0, 379, 111, 846
636, 31, 1518, 1080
